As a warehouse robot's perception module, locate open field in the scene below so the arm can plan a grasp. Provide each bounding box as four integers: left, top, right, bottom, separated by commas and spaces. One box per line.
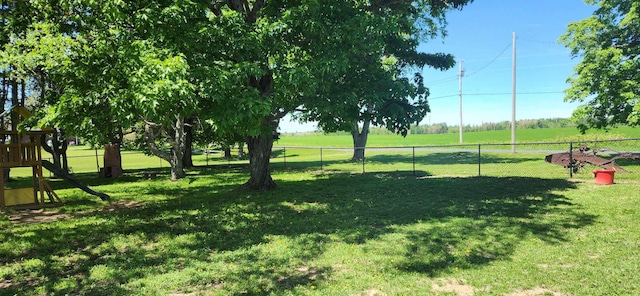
1, 168, 640, 295
277, 126, 639, 147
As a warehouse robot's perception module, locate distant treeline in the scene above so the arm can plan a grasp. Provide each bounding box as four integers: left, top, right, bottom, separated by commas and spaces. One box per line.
367, 118, 576, 135
291, 118, 578, 136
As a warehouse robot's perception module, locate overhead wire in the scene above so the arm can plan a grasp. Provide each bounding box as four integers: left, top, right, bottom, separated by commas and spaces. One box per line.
424, 41, 512, 87
424, 38, 573, 97
428, 91, 564, 100
464, 42, 512, 77
425, 75, 459, 86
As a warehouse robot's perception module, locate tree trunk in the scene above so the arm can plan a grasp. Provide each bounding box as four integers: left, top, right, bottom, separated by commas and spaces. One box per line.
5, 78, 17, 181
61, 140, 69, 172
105, 127, 124, 177
244, 67, 276, 190
244, 131, 277, 190
351, 119, 370, 161
238, 144, 245, 159
169, 117, 186, 180
102, 143, 123, 178
170, 141, 186, 181
42, 128, 69, 173
10, 78, 18, 131
182, 117, 194, 168
224, 147, 231, 159
144, 116, 186, 180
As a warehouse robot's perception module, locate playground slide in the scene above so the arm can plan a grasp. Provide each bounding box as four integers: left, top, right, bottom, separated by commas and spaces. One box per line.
41, 160, 110, 201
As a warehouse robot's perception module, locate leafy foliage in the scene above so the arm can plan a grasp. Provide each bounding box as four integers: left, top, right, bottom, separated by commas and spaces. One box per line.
561, 0, 640, 132
2, 0, 474, 186
290, 0, 464, 137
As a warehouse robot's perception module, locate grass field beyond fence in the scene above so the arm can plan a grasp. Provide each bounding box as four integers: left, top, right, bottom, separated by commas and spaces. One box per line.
277, 126, 639, 147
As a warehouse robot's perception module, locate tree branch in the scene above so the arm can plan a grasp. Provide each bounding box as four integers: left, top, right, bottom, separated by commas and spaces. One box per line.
366, 0, 412, 12
246, 0, 265, 23
143, 123, 171, 162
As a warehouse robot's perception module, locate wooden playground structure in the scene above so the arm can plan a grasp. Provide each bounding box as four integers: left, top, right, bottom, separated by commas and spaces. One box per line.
0, 107, 60, 207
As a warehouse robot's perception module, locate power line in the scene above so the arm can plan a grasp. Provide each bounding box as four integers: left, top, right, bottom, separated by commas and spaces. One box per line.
518, 37, 561, 45
425, 75, 459, 86
517, 51, 570, 58
428, 91, 564, 100
424, 38, 571, 87
465, 42, 512, 77
425, 42, 512, 86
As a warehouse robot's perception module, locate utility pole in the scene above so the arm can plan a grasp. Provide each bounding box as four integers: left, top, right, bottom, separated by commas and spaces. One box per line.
458, 60, 465, 144
511, 32, 517, 153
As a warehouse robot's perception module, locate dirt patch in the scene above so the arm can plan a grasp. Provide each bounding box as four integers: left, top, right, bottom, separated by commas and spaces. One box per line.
6, 200, 144, 224
507, 287, 564, 296
359, 288, 387, 296
7, 209, 71, 224
431, 278, 476, 296
295, 266, 321, 281
537, 264, 550, 269
277, 265, 325, 289
101, 200, 144, 212
0, 277, 39, 290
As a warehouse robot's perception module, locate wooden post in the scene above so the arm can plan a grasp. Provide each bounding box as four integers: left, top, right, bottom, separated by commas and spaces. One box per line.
0, 166, 5, 207
36, 133, 46, 204
32, 166, 38, 204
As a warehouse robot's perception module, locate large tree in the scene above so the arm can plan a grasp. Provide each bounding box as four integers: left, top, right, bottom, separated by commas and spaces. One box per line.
1, 2, 134, 175
3, 1, 220, 180
1, 15, 75, 174
561, 0, 640, 132
4, 0, 474, 188
290, 1, 459, 161
210, 0, 473, 188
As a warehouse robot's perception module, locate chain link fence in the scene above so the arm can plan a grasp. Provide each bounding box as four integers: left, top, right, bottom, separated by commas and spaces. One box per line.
269, 138, 640, 182
22, 138, 639, 182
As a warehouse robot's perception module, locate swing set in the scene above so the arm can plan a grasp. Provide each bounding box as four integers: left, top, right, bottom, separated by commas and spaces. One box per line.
0, 106, 60, 207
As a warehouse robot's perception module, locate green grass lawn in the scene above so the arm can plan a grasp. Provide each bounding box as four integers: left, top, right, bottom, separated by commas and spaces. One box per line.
1, 128, 639, 295
1, 163, 640, 295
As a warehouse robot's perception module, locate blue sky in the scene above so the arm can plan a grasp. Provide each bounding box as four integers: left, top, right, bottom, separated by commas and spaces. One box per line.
280, 0, 597, 132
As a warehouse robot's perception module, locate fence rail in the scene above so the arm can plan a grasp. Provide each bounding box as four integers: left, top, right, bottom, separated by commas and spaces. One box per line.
268, 138, 640, 182
10, 138, 639, 182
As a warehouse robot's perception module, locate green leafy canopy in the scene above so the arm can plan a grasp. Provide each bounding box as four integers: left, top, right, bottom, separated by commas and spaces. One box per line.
561, 0, 640, 132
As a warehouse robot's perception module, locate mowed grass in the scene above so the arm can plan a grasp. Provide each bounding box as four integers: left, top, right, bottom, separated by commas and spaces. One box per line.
1, 127, 639, 295
277, 126, 639, 147
1, 168, 640, 295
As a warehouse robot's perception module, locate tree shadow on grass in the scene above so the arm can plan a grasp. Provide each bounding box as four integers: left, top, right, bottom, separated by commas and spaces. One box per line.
366, 151, 540, 165
269, 151, 542, 175
0, 173, 594, 295
9, 166, 248, 202
271, 148, 300, 158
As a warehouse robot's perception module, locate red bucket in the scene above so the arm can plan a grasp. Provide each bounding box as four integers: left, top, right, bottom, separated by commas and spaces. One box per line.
593, 170, 615, 185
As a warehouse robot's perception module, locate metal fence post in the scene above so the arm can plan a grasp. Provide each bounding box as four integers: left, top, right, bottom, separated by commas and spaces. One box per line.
478, 144, 481, 177
95, 148, 100, 174
569, 141, 573, 178
412, 146, 416, 176
362, 149, 365, 174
